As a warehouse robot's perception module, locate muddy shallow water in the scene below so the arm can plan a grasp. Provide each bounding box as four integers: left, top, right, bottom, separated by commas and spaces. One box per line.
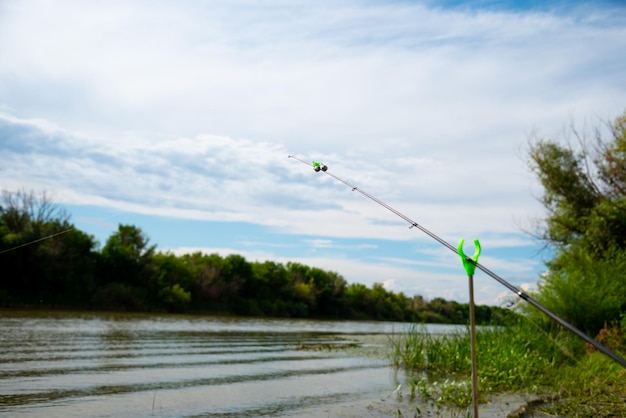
0, 310, 530, 417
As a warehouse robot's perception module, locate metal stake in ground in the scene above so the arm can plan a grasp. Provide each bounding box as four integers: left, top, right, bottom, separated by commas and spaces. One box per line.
459, 238, 481, 418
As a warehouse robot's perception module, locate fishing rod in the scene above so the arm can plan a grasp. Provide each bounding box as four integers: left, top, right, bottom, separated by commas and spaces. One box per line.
0, 227, 74, 255
288, 154, 626, 369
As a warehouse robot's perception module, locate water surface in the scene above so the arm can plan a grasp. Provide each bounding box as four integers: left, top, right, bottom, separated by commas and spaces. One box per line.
0, 311, 524, 417
0, 311, 422, 417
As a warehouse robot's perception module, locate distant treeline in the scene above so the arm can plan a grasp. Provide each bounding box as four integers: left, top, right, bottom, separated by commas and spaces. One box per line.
0, 190, 509, 324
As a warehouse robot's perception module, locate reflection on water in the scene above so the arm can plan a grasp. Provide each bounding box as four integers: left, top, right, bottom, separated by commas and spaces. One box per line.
2, 310, 448, 417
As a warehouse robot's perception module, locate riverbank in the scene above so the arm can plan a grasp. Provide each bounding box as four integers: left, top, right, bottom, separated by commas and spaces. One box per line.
386, 318, 626, 417
344, 334, 550, 417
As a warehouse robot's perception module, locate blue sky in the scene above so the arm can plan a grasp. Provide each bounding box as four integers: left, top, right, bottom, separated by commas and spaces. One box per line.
1, 0, 625, 305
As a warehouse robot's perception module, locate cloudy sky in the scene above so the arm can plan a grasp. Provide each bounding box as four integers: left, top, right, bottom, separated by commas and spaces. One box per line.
1, 0, 625, 305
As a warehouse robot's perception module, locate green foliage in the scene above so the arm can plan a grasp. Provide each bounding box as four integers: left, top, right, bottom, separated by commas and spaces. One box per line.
158, 284, 191, 312
526, 246, 626, 336
94, 283, 144, 310
597, 113, 626, 198
101, 224, 156, 286
390, 318, 626, 416
389, 315, 595, 413
527, 112, 626, 253
529, 140, 600, 246
0, 189, 99, 306
406, 377, 480, 410
541, 352, 626, 417
390, 315, 581, 396
528, 111, 626, 336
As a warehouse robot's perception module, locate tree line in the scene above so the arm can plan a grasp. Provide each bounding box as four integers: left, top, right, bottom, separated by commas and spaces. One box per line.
0, 190, 506, 324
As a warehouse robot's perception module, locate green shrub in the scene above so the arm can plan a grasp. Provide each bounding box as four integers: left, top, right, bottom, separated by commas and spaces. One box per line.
528, 246, 626, 337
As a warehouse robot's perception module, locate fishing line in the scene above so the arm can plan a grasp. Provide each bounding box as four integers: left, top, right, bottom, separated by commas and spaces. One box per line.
0, 227, 74, 255
288, 154, 626, 368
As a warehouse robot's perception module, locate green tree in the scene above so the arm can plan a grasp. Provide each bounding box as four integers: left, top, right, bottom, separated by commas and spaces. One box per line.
308, 268, 347, 318
0, 189, 98, 306
527, 111, 626, 335
528, 112, 626, 255
534, 247, 626, 335
249, 261, 286, 313
153, 252, 192, 312
283, 262, 316, 317
222, 254, 252, 307
344, 283, 371, 319
38, 222, 99, 306
428, 297, 454, 323
97, 224, 157, 310
186, 252, 231, 312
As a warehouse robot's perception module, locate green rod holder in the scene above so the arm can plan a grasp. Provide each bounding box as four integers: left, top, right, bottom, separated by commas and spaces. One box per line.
459, 238, 481, 418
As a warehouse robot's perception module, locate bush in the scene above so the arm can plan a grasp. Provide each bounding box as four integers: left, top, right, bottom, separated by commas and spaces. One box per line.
529, 246, 626, 336
158, 284, 191, 312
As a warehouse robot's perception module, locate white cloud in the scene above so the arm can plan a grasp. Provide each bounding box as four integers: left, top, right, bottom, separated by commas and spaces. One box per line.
0, 0, 624, 302
1, 2, 624, 143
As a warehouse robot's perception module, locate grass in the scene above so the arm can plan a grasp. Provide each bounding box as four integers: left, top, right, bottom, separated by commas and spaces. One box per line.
387, 315, 626, 416
541, 353, 626, 417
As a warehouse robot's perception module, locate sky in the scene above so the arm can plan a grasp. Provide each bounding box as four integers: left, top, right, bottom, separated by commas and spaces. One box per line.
1, 0, 625, 305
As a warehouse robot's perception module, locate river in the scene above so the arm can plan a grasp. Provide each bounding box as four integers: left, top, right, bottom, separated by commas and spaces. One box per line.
0, 310, 523, 417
